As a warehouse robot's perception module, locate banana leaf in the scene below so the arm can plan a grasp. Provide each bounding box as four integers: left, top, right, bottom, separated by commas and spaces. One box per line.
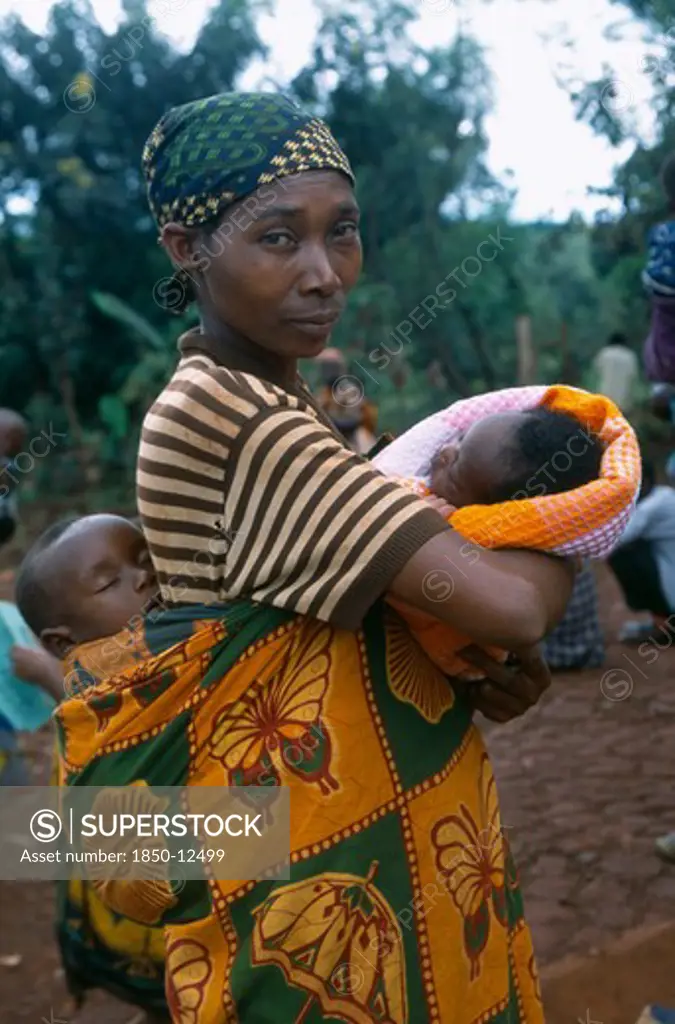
90, 291, 167, 352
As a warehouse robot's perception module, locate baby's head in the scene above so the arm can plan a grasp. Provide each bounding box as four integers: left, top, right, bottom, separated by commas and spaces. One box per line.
15, 514, 156, 659
430, 407, 604, 508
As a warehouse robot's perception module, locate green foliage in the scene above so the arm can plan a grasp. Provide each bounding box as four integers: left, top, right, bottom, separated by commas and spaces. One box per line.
90, 292, 167, 352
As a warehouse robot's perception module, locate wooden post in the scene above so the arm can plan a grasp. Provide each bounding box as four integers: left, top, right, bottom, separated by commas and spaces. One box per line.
515, 314, 536, 385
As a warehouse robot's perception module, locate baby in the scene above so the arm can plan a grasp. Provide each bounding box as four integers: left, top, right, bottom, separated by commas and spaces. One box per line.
15, 513, 157, 665
387, 405, 605, 677
425, 406, 602, 509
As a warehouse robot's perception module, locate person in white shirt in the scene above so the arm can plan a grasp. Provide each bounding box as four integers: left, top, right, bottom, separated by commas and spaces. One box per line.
593, 332, 640, 416
608, 460, 675, 640
613, 462, 675, 865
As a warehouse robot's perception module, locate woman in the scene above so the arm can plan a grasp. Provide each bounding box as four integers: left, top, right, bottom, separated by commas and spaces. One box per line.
58, 93, 575, 1023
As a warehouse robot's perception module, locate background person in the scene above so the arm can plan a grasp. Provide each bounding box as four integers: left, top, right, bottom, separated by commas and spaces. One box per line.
314, 347, 378, 453
643, 154, 675, 385
0, 409, 28, 546
607, 460, 675, 643
592, 332, 640, 416
541, 564, 605, 671
0, 410, 30, 786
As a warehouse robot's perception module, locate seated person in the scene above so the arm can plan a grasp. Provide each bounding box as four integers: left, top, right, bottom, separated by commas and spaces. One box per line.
607, 459, 675, 643
374, 384, 642, 677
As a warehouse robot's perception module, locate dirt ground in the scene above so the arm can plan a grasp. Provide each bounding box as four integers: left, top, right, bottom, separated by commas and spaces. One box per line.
2, 547, 675, 1023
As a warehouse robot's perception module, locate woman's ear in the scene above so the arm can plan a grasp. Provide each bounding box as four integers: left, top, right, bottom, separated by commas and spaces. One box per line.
40, 625, 75, 661
161, 222, 195, 271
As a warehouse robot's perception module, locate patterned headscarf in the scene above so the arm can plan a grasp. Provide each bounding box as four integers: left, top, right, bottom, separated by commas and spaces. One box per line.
142, 91, 354, 231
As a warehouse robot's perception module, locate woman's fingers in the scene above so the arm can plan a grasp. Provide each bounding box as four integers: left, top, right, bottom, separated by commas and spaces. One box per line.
459, 644, 551, 721
511, 646, 551, 703
470, 681, 530, 719
458, 645, 516, 688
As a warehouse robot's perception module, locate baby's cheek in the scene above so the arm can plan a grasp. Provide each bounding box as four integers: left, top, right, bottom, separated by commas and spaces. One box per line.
434, 474, 460, 506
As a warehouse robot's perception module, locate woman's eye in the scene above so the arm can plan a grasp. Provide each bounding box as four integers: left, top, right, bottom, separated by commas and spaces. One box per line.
260, 230, 295, 247
333, 221, 359, 239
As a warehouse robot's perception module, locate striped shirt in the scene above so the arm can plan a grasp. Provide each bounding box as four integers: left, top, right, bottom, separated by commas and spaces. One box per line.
137, 331, 449, 630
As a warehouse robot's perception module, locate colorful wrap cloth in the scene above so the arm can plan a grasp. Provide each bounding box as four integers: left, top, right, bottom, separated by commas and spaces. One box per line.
51, 748, 167, 1015
374, 385, 641, 677
57, 599, 544, 1024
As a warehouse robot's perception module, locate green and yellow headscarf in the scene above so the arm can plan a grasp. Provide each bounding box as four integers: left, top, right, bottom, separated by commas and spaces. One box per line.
142, 91, 354, 231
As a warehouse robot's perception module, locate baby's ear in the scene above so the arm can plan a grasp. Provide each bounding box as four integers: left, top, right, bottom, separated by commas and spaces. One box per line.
433, 447, 452, 469
40, 625, 75, 661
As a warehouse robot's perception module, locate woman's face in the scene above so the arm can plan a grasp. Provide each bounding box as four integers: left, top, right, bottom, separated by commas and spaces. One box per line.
164, 170, 362, 359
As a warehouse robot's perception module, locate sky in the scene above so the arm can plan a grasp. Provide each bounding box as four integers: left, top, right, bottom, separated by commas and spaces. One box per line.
1, 0, 669, 221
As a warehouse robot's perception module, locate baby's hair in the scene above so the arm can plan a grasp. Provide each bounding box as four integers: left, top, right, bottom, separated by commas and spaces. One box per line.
661, 152, 675, 206
489, 408, 604, 504
15, 516, 81, 636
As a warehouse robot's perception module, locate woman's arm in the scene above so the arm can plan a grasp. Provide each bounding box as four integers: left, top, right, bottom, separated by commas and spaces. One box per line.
389, 531, 574, 649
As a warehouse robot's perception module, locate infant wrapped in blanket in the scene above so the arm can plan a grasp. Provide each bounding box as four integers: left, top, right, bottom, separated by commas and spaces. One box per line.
373, 384, 642, 678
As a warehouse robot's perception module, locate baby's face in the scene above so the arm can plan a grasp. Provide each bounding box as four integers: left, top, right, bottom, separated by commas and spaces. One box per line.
430, 413, 522, 508
48, 516, 157, 645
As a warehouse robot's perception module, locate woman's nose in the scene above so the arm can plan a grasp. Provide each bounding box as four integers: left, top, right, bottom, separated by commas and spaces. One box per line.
298, 243, 342, 296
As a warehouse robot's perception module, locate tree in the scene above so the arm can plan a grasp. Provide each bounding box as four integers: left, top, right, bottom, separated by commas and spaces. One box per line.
0, 0, 268, 419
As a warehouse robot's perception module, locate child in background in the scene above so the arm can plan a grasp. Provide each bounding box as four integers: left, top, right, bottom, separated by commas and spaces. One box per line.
643, 153, 675, 297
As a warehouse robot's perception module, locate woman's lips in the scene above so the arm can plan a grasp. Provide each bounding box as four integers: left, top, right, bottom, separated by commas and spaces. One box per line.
287, 313, 340, 337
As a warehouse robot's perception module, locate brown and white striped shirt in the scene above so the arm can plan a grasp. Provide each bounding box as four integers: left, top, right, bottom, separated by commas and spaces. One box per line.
137, 332, 448, 630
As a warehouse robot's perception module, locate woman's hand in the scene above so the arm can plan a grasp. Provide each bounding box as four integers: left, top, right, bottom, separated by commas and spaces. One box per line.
457, 644, 551, 723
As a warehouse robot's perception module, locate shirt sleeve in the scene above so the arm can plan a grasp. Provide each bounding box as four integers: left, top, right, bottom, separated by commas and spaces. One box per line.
221, 406, 451, 630
617, 494, 658, 546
